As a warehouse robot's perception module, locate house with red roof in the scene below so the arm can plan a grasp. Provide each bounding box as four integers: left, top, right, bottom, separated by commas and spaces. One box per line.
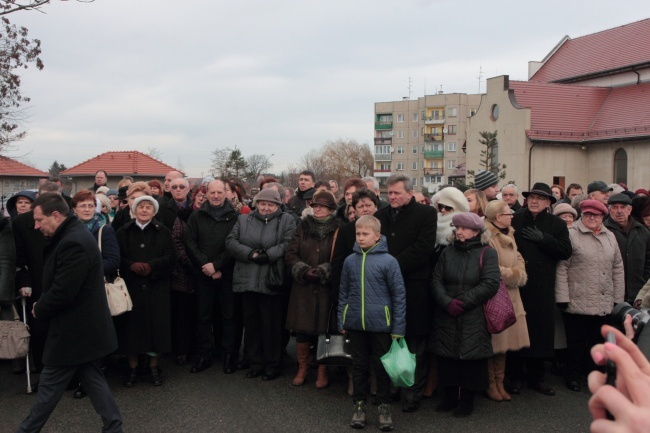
61, 151, 183, 192
0, 156, 49, 207
467, 18, 650, 191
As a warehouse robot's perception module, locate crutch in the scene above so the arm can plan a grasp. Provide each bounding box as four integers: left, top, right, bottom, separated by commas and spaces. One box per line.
21, 296, 33, 394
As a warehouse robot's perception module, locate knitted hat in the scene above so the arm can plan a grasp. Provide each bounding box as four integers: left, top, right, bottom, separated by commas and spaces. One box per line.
96, 186, 110, 195
580, 199, 608, 216
553, 203, 577, 219
608, 193, 632, 206
438, 187, 469, 213
96, 194, 111, 211
474, 170, 498, 191
254, 188, 282, 206
311, 191, 337, 210
452, 212, 485, 230
132, 195, 159, 214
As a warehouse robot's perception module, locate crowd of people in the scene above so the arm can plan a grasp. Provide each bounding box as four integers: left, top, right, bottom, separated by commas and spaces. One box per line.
1, 167, 649, 432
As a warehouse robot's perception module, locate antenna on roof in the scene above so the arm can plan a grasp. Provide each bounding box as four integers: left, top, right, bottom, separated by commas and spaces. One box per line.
408, 77, 413, 100
477, 65, 483, 93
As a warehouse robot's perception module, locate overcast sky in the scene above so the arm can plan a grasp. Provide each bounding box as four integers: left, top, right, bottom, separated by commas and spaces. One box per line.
7, 0, 648, 177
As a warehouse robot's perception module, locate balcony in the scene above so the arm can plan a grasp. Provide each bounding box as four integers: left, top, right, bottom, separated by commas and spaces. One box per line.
423, 150, 444, 159
375, 122, 393, 130
424, 133, 443, 141
424, 116, 445, 125
374, 137, 392, 145
374, 169, 391, 177
424, 167, 444, 176
374, 153, 392, 161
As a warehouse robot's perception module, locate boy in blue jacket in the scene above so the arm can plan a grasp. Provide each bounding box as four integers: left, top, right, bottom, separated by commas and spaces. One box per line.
339, 215, 406, 431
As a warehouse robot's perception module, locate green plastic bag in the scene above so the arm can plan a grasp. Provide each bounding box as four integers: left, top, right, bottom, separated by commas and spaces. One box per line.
380, 338, 416, 388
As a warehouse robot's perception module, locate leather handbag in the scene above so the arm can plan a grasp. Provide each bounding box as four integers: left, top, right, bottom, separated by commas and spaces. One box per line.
0, 304, 30, 360
99, 226, 133, 316
316, 305, 353, 365
266, 215, 291, 293
479, 247, 517, 334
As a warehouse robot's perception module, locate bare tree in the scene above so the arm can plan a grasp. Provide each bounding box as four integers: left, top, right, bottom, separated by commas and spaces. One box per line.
319, 139, 374, 183
146, 147, 162, 160
210, 147, 232, 177
245, 154, 273, 180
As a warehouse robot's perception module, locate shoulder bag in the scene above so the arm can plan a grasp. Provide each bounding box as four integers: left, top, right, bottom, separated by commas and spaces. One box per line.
99, 225, 133, 316
0, 303, 30, 360
479, 246, 517, 334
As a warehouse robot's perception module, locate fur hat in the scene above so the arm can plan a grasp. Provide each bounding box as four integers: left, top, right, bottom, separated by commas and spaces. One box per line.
553, 203, 577, 219
438, 187, 469, 213
311, 191, 337, 210
132, 195, 160, 215
580, 199, 608, 216
96, 186, 110, 195
474, 170, 498, 191
254, 188, 282, 206
452, 212, 485, 230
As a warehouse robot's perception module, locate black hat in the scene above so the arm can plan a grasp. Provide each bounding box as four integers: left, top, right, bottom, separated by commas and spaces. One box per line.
303, 189, 315, 201
522, 182, 557, 204
608, 193, 632, 206
588, 181, 613, 194
117, 186, 128, 200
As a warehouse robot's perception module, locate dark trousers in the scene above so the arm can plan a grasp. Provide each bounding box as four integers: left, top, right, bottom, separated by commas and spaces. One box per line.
348, 331, 392, 404
506, 353, 546, 385
562, 312, 606, 381
196, 278, 236, 358
401, 335, 428, 403
241, 292, 285, 374
171, 291, 197, 356
17, 298, 47, 372
17, 360, 122, 433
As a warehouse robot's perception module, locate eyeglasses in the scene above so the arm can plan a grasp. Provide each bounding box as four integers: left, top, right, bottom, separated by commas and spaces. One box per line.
438, 204, 453, 212
195, 194, 206, 199
583, 212, 604, 219
120, 200, 128, 205
498, 212, 514, 217
171, 185, 187, 190
76, 203, 95, 209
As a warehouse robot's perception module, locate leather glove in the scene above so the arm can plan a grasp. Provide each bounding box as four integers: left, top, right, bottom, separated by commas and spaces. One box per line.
447, 299, 465, 317
304, 268, 321, 283
521, 226, 544, 243
130, 262, 146, 276
556, 302, 569, 309
254, 251, 270, 264
140, 263, 152, 276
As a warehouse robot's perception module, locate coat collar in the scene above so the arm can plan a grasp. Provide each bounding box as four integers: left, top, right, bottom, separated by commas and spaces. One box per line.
487, 223, 516, 249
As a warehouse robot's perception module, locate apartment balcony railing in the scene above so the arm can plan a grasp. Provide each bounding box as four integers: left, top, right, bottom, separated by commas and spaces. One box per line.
424, 133, 443, 141
424, 116, 445, 125
374, 137, 392, 145
375, 122, 393, 130
424, 167, 444, 176
374, 153, 392, 161
423, 150, 444, 159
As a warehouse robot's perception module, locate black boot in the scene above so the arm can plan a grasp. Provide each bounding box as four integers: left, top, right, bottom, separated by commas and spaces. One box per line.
223, 353, 237, 374
124, 368, 138, 387
149, 366, 162, 386
435, 386, 459, 412
453, 388, 475, 418
73, 383, 87, 399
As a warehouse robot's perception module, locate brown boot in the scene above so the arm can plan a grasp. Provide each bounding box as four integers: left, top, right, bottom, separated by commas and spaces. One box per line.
422, 357, 438, 398
292, 342, 310, 386
316, 365, 329, 389
494, 354, 511, 401
486, 357, 503, 402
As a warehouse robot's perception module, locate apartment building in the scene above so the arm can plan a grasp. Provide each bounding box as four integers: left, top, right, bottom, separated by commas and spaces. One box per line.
374, 92, 481, 193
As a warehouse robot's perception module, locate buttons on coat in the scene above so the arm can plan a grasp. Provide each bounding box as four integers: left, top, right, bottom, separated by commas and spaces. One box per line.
140, 244, 145, 248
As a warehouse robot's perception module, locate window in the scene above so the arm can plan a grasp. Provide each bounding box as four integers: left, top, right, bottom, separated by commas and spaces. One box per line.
434, 143, 443, 152
614, 148, 628, 184
396, 130, 404, 139
378, 114, 392, 123
380, 130, 392, 138
434, 175, 442, 183
426, 175, 442, 183
469, 109, 477, 116
412, 146, 418, 154
380, 163, 391, 170
412, 113, 418, 122
431, 110, 442, 119
412, 162, 418, 170
411, 130, 418, 138
446, 107, 457, 117
396, 163, 404, 170
447, 159, 456, 169
397, 146, 404, 154
412, 178, 417, 186
447, 125, 457, 135
375, 145, 390, 154
397, 114, 405, 122
447, 142, 456, 152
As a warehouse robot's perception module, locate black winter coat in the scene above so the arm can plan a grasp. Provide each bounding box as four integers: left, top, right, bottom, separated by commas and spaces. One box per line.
185, 200, 237, 282
35, 217, 117, 366
117, 219, 176, 354
330, 220, 356, 303
512, 208, 572, 358
431, 235, 500, 360
375, 197, 438, 336
0, 215, 16, 302
604, 217, 650, 303
12, 210, 46, 298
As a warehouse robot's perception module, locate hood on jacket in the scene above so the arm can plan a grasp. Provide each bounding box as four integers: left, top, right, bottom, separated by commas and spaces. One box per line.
352, 234, 389, 255
6, 190, 37, 218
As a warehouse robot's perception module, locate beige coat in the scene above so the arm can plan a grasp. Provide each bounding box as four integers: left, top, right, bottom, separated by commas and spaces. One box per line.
487, 224, 530, 354
555, 219, 625, 315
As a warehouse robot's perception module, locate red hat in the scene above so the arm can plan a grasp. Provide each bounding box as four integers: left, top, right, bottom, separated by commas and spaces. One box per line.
635, 189, 648, 196
579, 199, 608, 216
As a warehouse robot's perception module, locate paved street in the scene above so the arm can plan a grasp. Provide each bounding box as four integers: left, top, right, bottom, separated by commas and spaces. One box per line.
1, 347, 593, 433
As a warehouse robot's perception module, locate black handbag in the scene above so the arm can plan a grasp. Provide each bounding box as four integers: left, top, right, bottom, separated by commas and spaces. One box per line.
266, 214, 291, 293
316, 305, 352, 366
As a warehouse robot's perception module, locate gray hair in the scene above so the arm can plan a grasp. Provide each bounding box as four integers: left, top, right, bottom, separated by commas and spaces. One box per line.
386, 174, 412, 192
502, 184, 518, 194
361, 176, 379, 190
263, 182, 286, 199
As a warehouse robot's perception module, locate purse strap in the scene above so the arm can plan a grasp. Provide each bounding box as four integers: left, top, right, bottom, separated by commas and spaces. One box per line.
329, 228, 339, 263
478, 246, 490, 270
98, 224, 104, 252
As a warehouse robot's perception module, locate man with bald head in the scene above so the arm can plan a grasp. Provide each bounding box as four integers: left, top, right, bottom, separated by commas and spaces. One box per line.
157, 177, 193, 230
185, 180, 238, 375
159, 170, 184, 203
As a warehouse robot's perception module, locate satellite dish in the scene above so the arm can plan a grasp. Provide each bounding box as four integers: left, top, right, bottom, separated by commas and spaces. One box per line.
389, 131, 394, 136
442, 127, 448, 134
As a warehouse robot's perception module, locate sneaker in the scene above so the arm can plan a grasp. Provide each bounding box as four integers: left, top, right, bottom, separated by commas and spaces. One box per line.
378, 404, 394, 431
350, 400, 366, 429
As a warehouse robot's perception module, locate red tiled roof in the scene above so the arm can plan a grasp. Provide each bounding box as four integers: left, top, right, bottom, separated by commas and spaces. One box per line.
0, 156, 49, 177
509, 80, 650, 143
61, 151, 182, 176
530, 19, 650, 83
